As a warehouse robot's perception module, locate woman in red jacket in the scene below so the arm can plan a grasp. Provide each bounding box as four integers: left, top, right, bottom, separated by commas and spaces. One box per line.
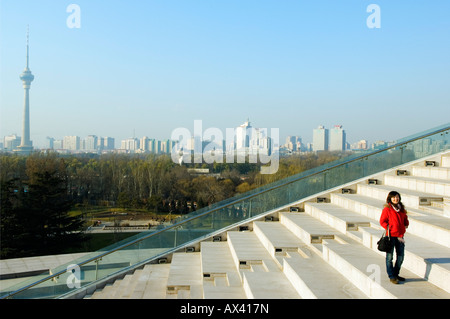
379, 191, 409, 284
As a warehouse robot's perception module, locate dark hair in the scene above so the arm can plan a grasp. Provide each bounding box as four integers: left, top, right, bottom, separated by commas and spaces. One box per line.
386, 190, 406, 212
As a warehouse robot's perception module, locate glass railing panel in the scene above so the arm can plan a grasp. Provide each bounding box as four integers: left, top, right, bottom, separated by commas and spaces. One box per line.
0, 273, 53, 299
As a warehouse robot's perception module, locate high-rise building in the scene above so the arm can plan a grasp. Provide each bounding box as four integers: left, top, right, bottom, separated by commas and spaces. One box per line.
313, 125, 328, 152
85, 135, 98, 152
53, 139, 63, 149
103, 137, 115, 150
64, 136, 81, 151
15, 27, 34, 155
140, 136, 150, 152
148, 138, 156, 153
121, 138, 139, 152
161, 139, 174, 154
329, 125, 346, 152
236, 119, 251, 150
46, 137, 55, 149
5, 135, 21, 151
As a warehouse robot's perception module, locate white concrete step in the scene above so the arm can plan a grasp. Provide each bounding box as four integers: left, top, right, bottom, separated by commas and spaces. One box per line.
330, 193, 450, 248
166, 252, 203, 299
226, 231, 300, 298
442, 155, 450, 168
200, 241, 246, 299
445, 198, 450, 218
116, 269, 142, 299
360, 226, 450, 293
283, 251, 368, 299
124, 264, 170, 299
357, 183, 443, 210
115, 270, 142, 298
419, 204, 445, 216
253, 221, 367, 298
242, 271, 301, 299
140, 264, 171, 299
279, 212, 340, 248
384, 175, 450, 197
412, 165, 450, 180
227, 231, 280, 274
128, 266, 153, 299
84, 263, 171, 299
253, 221, 306, 266
321, 236, 450, 299
89, 282, 116, 299
304, 202, 372, 234
92, 274, 131, 299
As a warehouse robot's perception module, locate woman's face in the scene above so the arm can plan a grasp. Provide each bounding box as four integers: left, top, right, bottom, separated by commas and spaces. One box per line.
391, 194, 400, 205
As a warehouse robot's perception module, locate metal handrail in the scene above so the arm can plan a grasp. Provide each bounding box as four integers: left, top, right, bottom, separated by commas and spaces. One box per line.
2, 123, 449, 299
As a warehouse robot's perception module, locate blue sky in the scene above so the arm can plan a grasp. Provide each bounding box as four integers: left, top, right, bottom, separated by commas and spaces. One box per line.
1, 0, 449, 148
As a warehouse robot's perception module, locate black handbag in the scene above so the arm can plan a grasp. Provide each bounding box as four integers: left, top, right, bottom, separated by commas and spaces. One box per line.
377, 226, 392, 252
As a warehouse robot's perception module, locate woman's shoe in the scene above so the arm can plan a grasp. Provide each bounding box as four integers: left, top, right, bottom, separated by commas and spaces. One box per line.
390, 278, 399, 284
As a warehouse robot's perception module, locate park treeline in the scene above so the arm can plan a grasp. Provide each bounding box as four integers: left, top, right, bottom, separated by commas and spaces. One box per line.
1, 151, 344, 212
0, 151, 344, 258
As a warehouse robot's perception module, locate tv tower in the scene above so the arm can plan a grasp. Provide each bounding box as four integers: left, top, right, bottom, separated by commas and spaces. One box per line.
16, 26, 35, 154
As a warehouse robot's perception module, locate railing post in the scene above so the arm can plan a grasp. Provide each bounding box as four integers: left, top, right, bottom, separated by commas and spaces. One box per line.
400, 145, 405, 163
363, 156, 367, 176
95, 258, 100, 281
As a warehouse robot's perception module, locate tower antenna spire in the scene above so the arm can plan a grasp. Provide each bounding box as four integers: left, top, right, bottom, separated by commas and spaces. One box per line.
26, 25, 30, 69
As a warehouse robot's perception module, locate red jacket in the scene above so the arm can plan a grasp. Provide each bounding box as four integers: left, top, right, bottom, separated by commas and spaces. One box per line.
379, 204, 409, 238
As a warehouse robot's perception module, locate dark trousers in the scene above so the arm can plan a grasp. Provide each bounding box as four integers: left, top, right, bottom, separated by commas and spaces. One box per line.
385, 237, 405, 279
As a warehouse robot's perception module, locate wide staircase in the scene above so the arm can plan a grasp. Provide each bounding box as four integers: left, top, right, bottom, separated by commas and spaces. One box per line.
1, 124, 449, 299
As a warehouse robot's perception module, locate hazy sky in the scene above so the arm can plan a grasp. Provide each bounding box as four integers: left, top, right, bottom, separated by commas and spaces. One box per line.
1, 0, 449, 148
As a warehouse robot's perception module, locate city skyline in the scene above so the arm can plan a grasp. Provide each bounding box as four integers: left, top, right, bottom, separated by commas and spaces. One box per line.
1, 1, 449, 149
1, 121, 369, 154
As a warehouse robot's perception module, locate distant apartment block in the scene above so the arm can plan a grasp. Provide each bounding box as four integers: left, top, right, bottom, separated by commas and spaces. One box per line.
63, 136, 80, 151
313, 125, 329, 152
53, 139, 63, 149
85, 135, 98, 151
313, 125, 346, 152
102, 137, 115, 151
329, 125, 346, 152
45, 137, 55, 149
121, 138, 139, 152
140, 136, 151, 152
3, 134, 21, 151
